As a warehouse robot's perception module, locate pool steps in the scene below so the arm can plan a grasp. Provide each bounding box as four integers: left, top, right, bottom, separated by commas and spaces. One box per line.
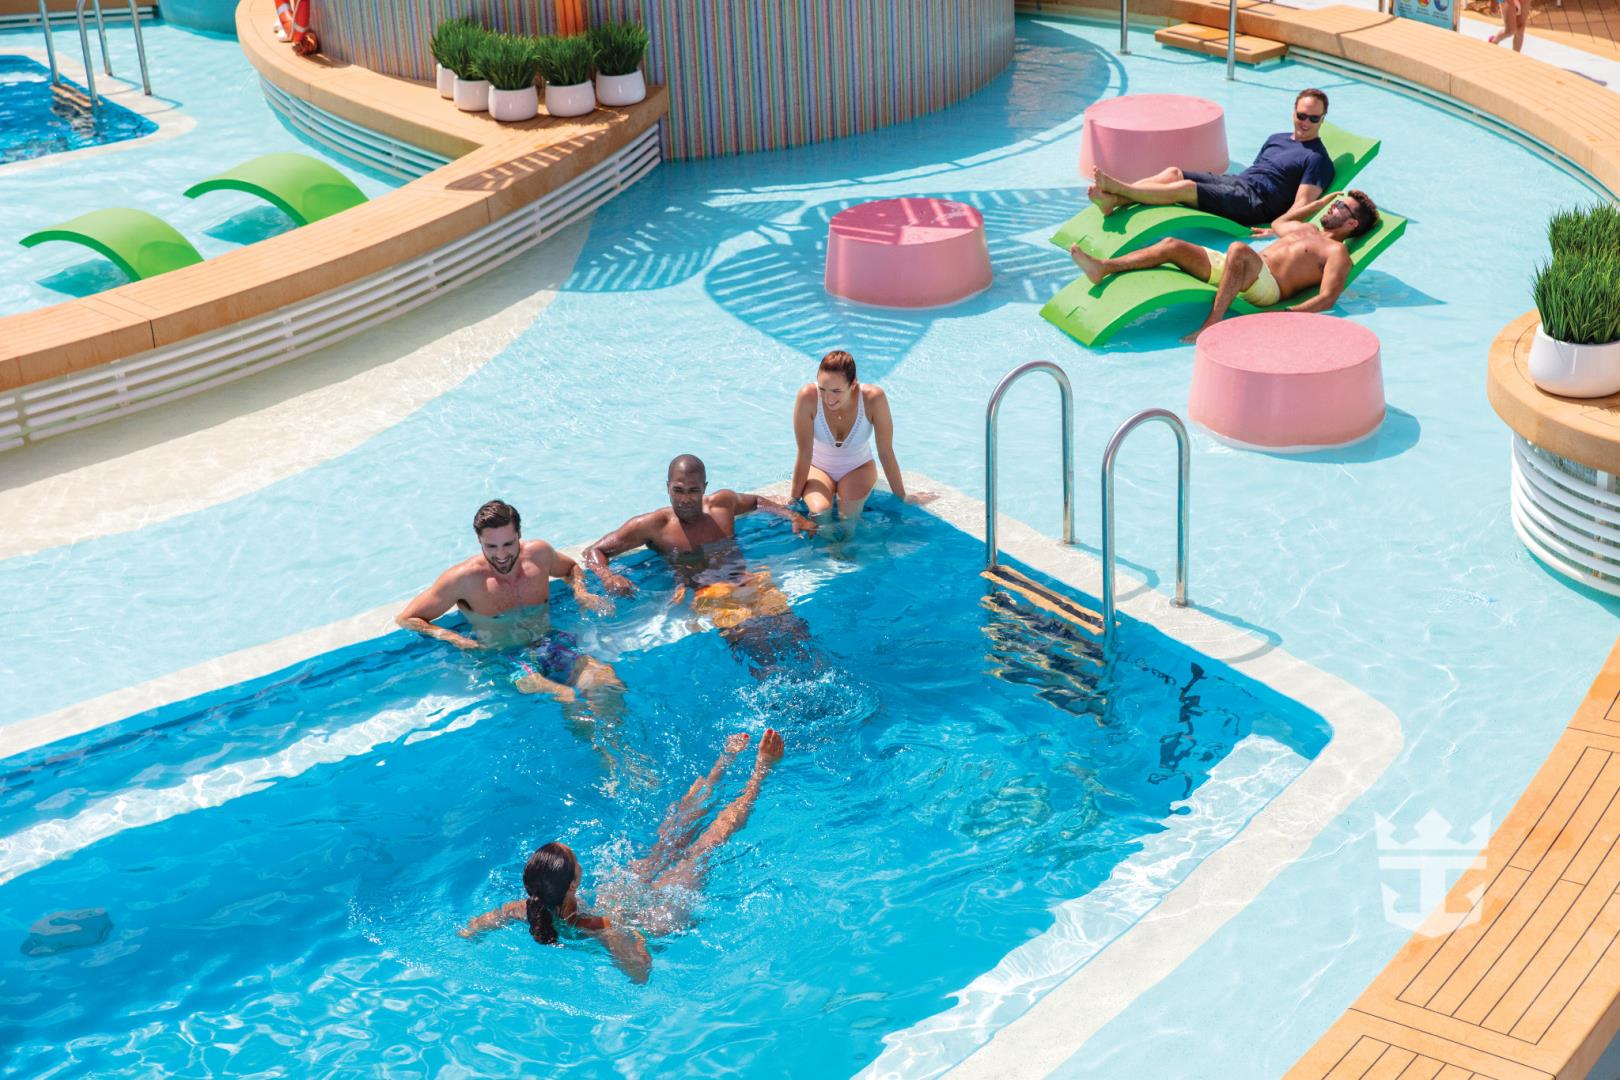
1155, 22, 1288, 64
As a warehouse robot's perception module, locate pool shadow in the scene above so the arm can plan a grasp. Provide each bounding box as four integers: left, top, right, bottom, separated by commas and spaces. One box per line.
37, 258, 131, 299
1253, 405, 1422, 464
567, 191, 803, 293
202, 205, 296, 246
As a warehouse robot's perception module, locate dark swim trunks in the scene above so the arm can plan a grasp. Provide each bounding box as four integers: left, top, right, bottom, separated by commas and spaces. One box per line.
511, 630, 583, 686
1181, 171, 1269, 227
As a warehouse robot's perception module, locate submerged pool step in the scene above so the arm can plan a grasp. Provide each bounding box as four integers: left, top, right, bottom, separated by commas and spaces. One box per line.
1155, 23, 1288, 65
50, 82, 93, 114
981, 565, 1104, 638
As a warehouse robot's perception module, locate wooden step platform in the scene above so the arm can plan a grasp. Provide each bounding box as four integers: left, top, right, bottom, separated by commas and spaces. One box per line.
982, 564, 1105, 637
1155, 22, 1289, 64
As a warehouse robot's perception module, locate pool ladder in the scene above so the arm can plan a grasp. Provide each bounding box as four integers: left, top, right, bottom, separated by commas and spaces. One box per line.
36, 0, 153, 109
983, 360, 1190, 647
1116, 0, 1239, 79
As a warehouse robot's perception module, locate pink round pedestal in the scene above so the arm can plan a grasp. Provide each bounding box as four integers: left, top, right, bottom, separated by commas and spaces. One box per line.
1189, 313, 1384, 451
1078, 93, 1229, 182
824, 197, 992, 308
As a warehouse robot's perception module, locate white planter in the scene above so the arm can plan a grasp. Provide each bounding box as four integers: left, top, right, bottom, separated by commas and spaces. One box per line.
1528, 325, 1620, 398
544, 81, 596, 118
435, 63, 454, 99
488, 85, 539, 122
452, 77, 490, 112
595, 70, 646, 107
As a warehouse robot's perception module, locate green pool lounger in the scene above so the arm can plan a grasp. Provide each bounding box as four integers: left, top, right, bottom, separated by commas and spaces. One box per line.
183, 152, 368, 226
20, 207, 204, 281
1050, 122, 1383, 260
1040, 209, 1407, 348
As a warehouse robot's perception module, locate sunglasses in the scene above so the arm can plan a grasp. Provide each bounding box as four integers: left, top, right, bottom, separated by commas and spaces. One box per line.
1296, 111, 1324, 123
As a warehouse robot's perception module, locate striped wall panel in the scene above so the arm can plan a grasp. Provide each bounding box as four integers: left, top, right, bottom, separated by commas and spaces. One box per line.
310, 0, 1015, 160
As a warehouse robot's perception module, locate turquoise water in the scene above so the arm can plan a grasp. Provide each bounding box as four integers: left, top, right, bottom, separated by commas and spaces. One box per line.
0, 55, 156, 165
3, 13, 1619, 1076
0, 21, 398, 313
0, 514, 1323, 1074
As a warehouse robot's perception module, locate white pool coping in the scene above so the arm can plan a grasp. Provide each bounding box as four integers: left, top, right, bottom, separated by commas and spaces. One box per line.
0, 471, 1402, 1080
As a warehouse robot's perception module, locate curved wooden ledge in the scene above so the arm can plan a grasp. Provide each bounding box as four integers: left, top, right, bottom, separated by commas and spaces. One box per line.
1488, 311, 1620, 476
0, 0, 667, 396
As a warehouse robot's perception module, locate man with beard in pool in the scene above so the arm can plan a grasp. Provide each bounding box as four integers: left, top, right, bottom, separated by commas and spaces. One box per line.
583, 455, 822, 676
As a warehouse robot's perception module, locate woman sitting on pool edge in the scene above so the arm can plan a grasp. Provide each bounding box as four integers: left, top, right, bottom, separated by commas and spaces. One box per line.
790, 349, 930, 538
458, 729, 785, 983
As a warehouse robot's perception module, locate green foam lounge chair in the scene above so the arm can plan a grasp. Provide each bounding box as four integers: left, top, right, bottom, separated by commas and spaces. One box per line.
20, 207, 204, 281
1050, 122, 1383, 260
1040, 209, 1407, 348
183, 152, 367, 226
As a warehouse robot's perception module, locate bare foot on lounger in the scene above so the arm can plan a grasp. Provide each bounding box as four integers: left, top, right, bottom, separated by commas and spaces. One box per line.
1087, 182, 1125, 217
1069, 243, 1106, 286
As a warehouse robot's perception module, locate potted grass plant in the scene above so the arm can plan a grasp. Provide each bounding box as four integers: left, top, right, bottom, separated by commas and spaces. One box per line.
479, 33, 543, 122
1548, 203, 1620, 261
589, 20, 649, 107
446, 23, 492, 113
430, 17, 475, 99
1529, 252, 1620, 398
535, 33, 595, 118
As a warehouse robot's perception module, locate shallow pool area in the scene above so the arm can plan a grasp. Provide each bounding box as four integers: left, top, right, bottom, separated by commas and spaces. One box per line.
5, 8, 1620, 1077
0, 54, 156, 165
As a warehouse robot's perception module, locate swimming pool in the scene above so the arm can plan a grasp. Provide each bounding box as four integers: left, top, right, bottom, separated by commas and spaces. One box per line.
5, 12, 1620, 1077
0, 54, 155, 165
0, 21, 398, 313
0, 510, 1325, 1074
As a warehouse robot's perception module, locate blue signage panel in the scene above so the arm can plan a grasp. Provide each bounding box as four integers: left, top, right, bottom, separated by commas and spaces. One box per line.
1393, 0, 1456, 29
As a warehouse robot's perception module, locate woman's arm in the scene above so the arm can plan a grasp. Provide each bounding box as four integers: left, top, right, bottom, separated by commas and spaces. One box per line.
867, 387, 908, 502
789, 387, 815, 502
587, 918, 652, 984
458, 899, 526, 938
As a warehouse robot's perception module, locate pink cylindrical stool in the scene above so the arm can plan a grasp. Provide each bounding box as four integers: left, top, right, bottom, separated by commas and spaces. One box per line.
824, 197, 992, 308
1078, 94, 1228, 182
1189, 313, 1384, 451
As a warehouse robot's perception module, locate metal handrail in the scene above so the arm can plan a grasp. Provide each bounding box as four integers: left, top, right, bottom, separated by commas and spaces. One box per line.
985, 361, 1074, 570
73, 0, 97, 104
126, 0, 151, 95
1119, 0, 1130, 54
64, 0, 152, 107
1100, 408, 1190, 644
36, 0, 59, 84
1226, 0, 1239, 79
91, 0, 110, 75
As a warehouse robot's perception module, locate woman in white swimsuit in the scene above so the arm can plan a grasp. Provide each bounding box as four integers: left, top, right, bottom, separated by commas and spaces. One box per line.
790, 350, 924, 536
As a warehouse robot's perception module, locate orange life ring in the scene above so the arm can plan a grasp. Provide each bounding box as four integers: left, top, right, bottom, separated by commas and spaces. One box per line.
554, 0, 586, 36
276, 0, 319, 56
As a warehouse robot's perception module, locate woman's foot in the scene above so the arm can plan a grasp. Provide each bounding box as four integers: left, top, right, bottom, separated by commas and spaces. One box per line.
756, 727, 785, 769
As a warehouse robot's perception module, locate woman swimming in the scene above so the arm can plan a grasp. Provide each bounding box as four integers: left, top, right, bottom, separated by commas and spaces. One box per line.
459, 729, 786, 983
790, 349, 929, 537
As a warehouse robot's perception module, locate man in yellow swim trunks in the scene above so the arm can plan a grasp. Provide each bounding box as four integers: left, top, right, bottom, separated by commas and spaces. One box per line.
1067, 189, 1380, 343
584, 455, 822, 676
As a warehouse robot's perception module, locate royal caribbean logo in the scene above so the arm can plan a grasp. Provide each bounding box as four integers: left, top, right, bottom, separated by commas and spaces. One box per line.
1375, 810, 1490, 936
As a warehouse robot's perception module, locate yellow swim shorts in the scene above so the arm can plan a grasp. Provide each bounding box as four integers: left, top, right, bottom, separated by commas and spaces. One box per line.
692, 571, 792, 630
1203, 247, 1282, 308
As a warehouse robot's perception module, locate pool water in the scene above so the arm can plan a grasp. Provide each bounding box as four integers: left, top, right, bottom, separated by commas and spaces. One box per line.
0, 510, 1325, 1075
0, 55, 155, 165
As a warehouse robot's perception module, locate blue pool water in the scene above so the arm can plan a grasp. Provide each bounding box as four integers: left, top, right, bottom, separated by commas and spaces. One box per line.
0, 55, 155, 165
0, 22, 398, 312
0, 511, 1325, 1074
6, 13, 1620, 1076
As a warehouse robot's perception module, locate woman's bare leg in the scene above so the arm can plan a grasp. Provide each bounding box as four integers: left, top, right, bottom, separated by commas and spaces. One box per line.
630, 733, 749, 879
654, 729, 785, 892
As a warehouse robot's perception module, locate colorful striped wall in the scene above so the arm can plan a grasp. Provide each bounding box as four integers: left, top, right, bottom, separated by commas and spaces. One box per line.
310, 1, 1015, 160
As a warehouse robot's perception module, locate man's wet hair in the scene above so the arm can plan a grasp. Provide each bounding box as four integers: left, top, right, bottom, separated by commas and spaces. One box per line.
667, 454, 707, 482
473, 499, 520, 536
1345, 189, 1379, 238
1296, 87, 1328, 113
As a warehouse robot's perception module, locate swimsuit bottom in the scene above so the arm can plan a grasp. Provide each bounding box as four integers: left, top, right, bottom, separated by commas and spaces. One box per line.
510, 630, 583, 687
1203, 246, 1283, 308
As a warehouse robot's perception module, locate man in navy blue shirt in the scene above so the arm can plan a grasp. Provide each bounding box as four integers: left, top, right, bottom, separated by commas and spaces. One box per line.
1089, 89, 1336, 229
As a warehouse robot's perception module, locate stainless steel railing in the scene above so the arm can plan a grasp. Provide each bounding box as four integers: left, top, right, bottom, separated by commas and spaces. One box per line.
46, 0, 153, 107
1227, 0, 1239, 79
985, 361, 1074, 570
1100, 408, 1190, 645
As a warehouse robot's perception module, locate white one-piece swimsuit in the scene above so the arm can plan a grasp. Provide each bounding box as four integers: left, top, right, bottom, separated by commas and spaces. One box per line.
811, 390, 875, 483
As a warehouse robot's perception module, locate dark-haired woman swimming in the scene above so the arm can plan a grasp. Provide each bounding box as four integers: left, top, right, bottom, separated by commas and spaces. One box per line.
458, 729, 785, 983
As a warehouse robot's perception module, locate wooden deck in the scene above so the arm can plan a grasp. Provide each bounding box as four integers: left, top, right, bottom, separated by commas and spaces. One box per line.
1486, 312, 1620, 476
1286, 637, 1620, 1080
1464, 0, 1620, 64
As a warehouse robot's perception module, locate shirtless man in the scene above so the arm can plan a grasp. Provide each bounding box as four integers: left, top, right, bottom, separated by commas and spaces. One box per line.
397, 499, 618, 702
584, 455, 820, 675
1068, 189, 1380, 342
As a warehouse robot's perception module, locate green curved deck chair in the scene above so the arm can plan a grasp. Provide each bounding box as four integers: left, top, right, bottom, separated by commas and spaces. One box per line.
20, 207, 203, 281
1050, 122, 1382, 260
182, 152, 368, 226
1040, 208, 1407, 348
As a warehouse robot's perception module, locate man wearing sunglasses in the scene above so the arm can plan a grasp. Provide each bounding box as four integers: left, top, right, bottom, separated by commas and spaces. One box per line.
1069, 188, 1380, 341
1088, 89, 1336, 231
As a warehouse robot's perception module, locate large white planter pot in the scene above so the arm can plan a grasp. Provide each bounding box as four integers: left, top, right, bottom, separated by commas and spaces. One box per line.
595, 70, 645, 107
545, 81, 596, 118
488, 85, 539, 122
453, 77, 490, 112
1528, 326, 1620, 398
435, 63, 454, 99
